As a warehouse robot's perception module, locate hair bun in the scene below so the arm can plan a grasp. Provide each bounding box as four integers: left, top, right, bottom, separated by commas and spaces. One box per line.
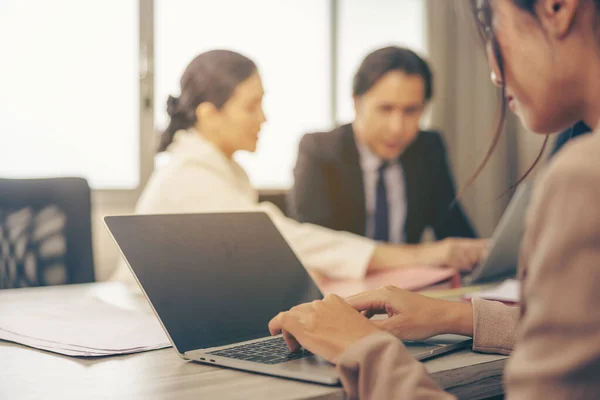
166, 95, 182, 117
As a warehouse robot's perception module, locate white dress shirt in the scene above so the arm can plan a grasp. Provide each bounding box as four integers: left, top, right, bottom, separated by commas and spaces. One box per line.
356, 141, 407, 244
111, 130, 376, 285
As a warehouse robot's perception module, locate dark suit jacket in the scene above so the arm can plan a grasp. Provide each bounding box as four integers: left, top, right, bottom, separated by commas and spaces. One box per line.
287, 124, 476, 244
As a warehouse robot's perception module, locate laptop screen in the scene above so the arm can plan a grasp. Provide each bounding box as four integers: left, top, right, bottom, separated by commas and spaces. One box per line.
105, 212, 323, 354
467, 182, 532, 284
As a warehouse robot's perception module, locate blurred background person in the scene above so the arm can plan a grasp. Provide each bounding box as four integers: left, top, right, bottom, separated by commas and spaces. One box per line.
289, 47, 482, 250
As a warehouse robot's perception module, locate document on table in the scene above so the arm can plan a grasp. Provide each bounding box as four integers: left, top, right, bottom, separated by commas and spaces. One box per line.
463, 279, 520, 304
0, 295, 170, 357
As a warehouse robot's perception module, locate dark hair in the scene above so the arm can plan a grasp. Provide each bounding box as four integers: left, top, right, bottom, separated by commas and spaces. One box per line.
353, 46, 433, 102
158, 50, 257, 152
463, 0, 600, 194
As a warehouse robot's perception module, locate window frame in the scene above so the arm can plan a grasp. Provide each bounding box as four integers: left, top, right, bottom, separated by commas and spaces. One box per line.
94, 0, 154, 206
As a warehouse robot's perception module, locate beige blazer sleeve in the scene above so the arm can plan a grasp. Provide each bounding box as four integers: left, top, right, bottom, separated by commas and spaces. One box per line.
471, 297, 519, 355
337, 332, 455, 400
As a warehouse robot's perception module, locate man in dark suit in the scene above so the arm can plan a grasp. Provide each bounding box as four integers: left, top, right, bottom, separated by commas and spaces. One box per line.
288, 47, 477, 245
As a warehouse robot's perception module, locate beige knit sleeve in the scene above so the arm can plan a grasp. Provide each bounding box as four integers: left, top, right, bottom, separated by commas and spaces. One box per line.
471, 297, 519, 355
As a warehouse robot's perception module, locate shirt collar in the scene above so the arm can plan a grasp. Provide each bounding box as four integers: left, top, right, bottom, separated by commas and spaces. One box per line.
355, 138, 398, 172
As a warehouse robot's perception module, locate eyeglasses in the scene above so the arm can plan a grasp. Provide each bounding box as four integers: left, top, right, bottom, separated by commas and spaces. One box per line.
476, 0, 493, 34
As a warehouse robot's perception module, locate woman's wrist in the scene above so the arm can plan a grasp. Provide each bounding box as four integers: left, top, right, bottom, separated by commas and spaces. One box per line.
437, 301, 474, 337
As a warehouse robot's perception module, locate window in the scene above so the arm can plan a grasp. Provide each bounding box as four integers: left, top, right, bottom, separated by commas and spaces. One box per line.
0, 0, 139, 189
155, 0, 332, 189
0, 0, 426, 191
336, 0, 427, 124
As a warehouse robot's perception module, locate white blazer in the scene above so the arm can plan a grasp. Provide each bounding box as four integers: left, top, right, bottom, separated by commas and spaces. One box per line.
111, 130, 375, 284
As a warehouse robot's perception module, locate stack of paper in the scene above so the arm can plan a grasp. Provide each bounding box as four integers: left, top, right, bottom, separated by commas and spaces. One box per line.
0, 297, 170, 357
463, 279, 520, 304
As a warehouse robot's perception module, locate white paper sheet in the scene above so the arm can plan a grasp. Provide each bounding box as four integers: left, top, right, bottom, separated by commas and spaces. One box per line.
464, 279, 520, 303
0, 295, 170, 357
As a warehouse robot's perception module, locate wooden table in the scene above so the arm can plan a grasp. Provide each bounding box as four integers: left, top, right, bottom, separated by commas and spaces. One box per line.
0, 283, 507, 400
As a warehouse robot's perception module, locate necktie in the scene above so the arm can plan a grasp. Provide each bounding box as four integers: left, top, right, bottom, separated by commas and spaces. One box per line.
374, 161, 390, 242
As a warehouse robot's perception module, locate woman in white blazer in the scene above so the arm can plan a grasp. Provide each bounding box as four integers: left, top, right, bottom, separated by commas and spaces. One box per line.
111, 50, 487, 284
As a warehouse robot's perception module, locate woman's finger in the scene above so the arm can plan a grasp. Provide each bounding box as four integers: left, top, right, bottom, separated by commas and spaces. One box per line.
268, 312, 285, 336
282, 328, 301, 352
345, 288, 390, 314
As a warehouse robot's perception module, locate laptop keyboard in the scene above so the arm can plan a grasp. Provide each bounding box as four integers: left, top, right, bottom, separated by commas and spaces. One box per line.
206, 337, 313, 365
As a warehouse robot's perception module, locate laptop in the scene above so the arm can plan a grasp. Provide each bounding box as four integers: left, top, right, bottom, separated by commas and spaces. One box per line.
464, 182, 533, 285
104, 212, 472, 386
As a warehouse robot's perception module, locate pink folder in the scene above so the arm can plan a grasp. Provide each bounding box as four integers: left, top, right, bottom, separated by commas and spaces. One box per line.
318, 267, 457, 298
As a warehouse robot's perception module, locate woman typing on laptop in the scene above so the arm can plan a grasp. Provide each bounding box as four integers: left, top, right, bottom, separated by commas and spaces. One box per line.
111, 50, 487, 284
270, 0, 600, 398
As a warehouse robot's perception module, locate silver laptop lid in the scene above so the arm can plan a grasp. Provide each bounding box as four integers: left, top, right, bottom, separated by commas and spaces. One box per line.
468, 182, 533, 284
104, 212, 322, 355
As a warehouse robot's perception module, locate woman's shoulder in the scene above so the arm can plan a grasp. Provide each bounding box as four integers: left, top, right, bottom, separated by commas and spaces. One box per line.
542, 131, 600, 190
134, 158, 227, 213
525, 131, 600, 245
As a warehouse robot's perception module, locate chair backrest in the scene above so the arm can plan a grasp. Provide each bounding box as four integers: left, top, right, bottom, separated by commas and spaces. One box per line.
258, 190, 288, 216
0, 177, 95, 289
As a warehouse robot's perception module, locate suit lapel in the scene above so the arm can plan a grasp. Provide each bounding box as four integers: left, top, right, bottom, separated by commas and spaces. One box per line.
399, 136, 422, 244
340, 125, 367, 235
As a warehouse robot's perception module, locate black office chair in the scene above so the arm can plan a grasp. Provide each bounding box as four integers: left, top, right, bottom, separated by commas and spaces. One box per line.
0, 177, 95, 289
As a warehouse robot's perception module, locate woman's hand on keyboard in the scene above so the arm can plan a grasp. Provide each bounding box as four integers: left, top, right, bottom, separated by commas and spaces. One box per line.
345, 286, 474, 341
268, 294, 382, 364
